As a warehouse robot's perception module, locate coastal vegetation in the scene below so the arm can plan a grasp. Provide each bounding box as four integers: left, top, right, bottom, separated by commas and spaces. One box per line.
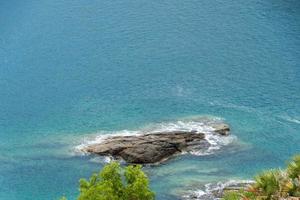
61, 162, 154, 200
60, 155, 300, 200
223, 155, 300, 200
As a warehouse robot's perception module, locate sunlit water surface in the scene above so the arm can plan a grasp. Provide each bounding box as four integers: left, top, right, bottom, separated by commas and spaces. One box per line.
0, 0, 299, 199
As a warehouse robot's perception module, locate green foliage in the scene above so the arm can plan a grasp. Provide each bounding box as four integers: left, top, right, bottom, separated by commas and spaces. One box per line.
286, 155, 300, 197
254, 170, 280, 199
77, 162, 154, 200
222, 154, 300, 200
287, 155, 300, 179
59, 196, 67, 200
223, 191, 240, 200
223, 189, 256, 200
123, 165, 154, 200
276, 171, 293, 197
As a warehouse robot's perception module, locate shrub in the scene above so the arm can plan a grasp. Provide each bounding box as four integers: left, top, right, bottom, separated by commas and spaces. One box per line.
223, 189, 257, 200
253, 170, 280, 199
287, 155, 300, 179
222, 154, 300, 200
223, 191, 240, 200
123, 165, 155, 200
77, 162, 154, 200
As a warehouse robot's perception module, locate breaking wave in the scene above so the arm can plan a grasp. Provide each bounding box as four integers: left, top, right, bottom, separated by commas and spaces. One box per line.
182, 180, 254, 200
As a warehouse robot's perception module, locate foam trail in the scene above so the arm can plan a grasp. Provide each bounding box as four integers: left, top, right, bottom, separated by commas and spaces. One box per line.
279, 115, 300, 124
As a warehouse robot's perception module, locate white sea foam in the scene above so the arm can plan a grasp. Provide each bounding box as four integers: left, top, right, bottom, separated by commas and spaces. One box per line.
88, 155, 126, 164
74, 116, 237, 157
74, 130, 141, 155
278, 115, 300, 124
182, 180, 254, 200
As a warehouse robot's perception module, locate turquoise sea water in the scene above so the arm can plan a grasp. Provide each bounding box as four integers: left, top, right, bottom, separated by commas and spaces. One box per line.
0, 0, 300, 199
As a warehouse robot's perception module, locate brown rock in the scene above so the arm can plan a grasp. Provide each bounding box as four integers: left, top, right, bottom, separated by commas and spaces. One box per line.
212, 123, 230, 135
83, 127, 230, 164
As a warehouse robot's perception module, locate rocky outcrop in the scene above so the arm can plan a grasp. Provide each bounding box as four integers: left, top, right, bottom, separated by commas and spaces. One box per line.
82, 123, 230, 164
183, 180, 254, 200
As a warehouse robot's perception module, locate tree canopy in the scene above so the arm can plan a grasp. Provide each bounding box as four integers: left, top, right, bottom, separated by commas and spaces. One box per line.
62, 162, 155, 200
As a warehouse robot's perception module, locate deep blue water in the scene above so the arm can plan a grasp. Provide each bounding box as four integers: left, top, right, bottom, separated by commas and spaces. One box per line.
0, 0, 300, 199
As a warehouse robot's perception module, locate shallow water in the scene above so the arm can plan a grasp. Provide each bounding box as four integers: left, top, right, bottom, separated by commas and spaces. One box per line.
0, 0, 300, 199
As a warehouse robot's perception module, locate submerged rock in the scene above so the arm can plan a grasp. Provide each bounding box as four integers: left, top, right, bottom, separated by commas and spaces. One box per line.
82, 123, 230, 164
211, 123, 230, 136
